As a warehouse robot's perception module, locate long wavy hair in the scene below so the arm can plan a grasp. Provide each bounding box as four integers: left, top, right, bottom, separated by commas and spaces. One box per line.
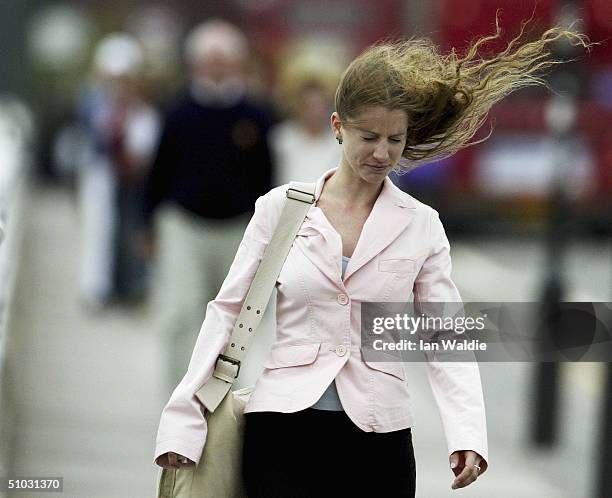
334, 16, 592, 171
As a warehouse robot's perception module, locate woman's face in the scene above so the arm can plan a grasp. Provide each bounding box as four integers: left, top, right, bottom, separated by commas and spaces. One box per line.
331, 105, 408, 184
299, 85, 330, 133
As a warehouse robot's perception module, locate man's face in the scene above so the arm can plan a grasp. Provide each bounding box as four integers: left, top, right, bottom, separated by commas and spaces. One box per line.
193, 52, 244, 84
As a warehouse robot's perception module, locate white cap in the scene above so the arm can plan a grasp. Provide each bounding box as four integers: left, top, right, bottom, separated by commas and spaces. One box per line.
94, 33, 144, 77
184, 19, 248, 66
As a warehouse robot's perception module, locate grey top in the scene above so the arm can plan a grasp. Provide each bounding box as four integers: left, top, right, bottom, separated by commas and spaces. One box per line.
310, 255, 350, 411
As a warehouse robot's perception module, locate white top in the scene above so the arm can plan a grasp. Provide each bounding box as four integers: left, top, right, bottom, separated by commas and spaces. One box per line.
269, 120, 341, 187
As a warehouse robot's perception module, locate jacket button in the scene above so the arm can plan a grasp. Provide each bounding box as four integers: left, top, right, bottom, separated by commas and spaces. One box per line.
335, 345, 347, 356
337, 294, 348, 305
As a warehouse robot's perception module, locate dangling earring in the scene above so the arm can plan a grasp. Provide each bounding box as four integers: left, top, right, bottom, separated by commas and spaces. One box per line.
336, 135, 343, 144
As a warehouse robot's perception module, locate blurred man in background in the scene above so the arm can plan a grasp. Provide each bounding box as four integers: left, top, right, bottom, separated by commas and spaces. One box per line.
143, 19, 275, 391
77, 33, 160, 310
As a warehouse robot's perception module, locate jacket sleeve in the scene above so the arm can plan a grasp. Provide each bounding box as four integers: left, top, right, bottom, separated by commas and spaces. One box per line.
413, 208, 489, 471
153, 191, 277, 465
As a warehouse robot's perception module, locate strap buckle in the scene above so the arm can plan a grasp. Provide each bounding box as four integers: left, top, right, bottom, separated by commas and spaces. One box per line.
217, 354, 241, 378
286, 188, 315, 204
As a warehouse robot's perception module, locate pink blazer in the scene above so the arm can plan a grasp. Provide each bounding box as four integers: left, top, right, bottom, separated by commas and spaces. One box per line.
154, 168, 488, 468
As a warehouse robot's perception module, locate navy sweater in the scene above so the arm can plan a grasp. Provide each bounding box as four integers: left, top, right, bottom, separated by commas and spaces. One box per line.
144, 91, 275, 222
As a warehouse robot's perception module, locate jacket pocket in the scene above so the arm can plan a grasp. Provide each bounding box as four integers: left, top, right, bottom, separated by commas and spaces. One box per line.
263, 343, 321, 369
362, 351, 406, 381
378, 257, 416, 274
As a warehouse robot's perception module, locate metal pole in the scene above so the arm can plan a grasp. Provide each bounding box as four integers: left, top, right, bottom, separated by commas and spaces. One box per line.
531, 91, 576, 446
597, 363, 612, 498
531, 198, 564, 446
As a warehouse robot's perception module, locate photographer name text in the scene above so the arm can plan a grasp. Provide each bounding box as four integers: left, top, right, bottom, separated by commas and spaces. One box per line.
372, 338, 487, 351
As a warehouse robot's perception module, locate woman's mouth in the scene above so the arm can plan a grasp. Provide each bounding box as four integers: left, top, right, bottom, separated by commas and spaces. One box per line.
365, 163, 388, 170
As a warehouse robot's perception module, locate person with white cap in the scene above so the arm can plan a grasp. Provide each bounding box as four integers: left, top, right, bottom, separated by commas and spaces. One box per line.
143, 19, 275, 392
77, 32, 160, 309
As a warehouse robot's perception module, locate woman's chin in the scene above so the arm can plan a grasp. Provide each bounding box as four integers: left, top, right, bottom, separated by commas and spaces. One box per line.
361, 166, 390, 181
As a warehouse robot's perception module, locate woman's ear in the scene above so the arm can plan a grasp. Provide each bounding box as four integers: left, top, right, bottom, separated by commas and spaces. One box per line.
330, 112, 342, 136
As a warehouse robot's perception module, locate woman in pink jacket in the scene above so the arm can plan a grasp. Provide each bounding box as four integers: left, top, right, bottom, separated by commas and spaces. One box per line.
155, 22, 588, 497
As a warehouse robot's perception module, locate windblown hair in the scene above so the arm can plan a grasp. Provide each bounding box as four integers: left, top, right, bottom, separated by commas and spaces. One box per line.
334, 17, 591, 171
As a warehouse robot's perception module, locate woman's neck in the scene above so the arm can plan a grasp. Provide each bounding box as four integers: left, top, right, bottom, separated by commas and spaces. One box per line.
321, 164, 384, 210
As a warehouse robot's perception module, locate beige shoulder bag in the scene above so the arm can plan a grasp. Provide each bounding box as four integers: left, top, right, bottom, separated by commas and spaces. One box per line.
157, 182, 316, 498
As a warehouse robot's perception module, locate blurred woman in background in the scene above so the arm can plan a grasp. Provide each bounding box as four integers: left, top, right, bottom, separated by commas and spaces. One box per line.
270, 41, 346, 185
77, 33, 160, 309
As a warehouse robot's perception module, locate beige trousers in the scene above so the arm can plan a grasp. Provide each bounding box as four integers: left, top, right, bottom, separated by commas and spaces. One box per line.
153, 203, 249, 394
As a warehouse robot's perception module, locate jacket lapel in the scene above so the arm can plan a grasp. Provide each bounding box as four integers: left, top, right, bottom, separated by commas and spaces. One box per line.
292, 169, 344, 285
343, 176, 417, 281
296, 169, 417, 285
294, 208, 344, 285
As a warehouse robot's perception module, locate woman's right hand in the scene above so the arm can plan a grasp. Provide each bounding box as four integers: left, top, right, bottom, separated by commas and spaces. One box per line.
156, 451, 196, 469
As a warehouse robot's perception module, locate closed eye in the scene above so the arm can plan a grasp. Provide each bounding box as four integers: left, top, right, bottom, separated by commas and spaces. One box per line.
361, 137, 403, 143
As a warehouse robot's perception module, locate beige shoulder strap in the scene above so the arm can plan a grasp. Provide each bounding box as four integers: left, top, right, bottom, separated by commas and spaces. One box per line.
195, 182, 316, 412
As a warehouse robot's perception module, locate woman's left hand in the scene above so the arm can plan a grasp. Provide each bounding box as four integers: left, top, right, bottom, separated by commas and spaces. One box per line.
449, 450, 486, 490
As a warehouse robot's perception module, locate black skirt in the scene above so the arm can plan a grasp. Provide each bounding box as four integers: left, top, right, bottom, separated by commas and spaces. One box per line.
242, 408, 416, 498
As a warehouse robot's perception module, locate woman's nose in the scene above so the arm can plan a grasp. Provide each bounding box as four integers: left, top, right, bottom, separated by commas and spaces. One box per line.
372, 142, 390, 162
